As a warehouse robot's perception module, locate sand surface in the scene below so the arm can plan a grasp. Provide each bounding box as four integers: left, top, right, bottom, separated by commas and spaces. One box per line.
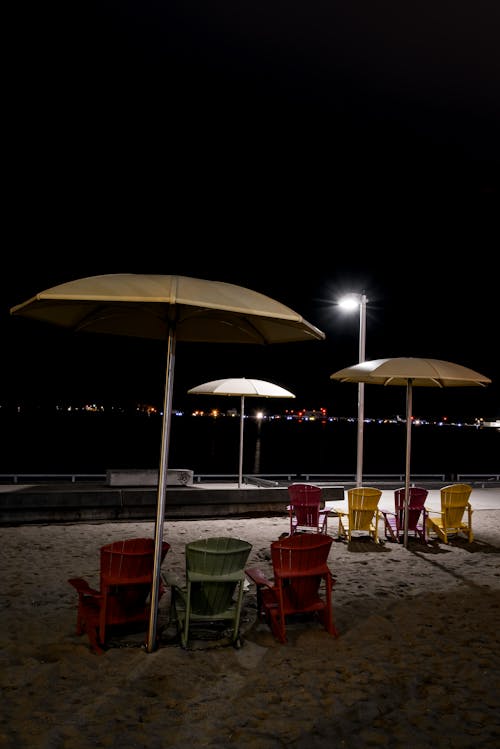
1, 497, 500, 748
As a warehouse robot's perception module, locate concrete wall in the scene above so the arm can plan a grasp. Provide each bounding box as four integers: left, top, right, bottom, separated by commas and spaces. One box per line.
0, 484, 345, 525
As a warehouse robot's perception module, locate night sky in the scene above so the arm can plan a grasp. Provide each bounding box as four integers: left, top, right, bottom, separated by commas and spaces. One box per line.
3, 2, 498, 419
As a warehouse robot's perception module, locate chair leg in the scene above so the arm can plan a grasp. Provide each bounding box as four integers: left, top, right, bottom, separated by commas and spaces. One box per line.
432, 522, 447, 544
383, 518, 397, 543
318, 575, 338, 637
75, 603, 85, 635
230, 582, 245, 646
467, 506, 474, 543
275, 586, 287, 643
73, 599, 105, 654
338, 515, 347, 541
268, 608, 287, 644
87, 625, 105, 655
181, 583, 192, 649
76, 614, 105, 655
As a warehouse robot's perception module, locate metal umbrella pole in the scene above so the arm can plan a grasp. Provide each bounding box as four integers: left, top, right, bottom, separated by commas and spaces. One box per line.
403, 379, 413, 549
238, 395, 245, 488
147, 322, 176, 652
356, 293, 367, 486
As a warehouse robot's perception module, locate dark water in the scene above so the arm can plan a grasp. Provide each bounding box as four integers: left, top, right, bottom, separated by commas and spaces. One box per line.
1, 411, 498, 479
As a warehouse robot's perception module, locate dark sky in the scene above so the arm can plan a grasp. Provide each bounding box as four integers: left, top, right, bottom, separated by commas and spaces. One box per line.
3, 3, 498, 418
7, 2, 499, 231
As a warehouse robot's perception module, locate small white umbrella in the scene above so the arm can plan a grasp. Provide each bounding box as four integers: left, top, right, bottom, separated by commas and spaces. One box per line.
188, 377, 295, 487
330, 357, 491, 547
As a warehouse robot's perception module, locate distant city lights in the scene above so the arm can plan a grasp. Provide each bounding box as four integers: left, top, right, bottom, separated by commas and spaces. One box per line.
4, 401, 496, 428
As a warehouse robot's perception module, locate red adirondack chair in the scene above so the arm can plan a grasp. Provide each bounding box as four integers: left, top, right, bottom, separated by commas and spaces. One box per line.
382, 487, 429, 543
245, 532, 338, 643
68, 537, 170, 654
287, 483, 329, 535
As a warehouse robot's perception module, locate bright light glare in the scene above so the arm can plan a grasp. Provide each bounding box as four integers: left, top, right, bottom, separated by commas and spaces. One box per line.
338, 295, 360, 311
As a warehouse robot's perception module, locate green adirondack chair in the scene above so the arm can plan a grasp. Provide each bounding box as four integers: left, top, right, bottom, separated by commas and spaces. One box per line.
168, 536, 252, 648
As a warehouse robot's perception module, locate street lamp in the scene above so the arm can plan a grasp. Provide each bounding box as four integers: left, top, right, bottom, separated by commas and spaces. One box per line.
338, 292, 368, 486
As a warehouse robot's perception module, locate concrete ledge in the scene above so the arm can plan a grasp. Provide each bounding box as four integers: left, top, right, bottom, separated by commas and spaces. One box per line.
0, 484, 345, 524
106, 469, 194, 487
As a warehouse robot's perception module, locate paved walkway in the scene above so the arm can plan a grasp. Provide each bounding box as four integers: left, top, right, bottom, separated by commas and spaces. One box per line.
325, 486, 500, 513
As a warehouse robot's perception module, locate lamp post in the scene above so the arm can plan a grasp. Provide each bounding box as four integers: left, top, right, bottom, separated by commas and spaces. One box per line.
339, 293, 368, 486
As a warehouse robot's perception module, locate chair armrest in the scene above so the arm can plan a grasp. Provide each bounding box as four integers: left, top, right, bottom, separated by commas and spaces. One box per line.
101, 573, 153, 587
68, 577, 101, 599
274, 564, 331, 581
425, 507, 444, 517
322, 503, 340, 516
187, 570, 245, 583
245, 567, 273, 588
380, 510, 396, 518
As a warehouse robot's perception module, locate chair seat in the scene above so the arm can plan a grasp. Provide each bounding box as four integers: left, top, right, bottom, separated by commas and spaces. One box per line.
290, 508, 330, 534
383, 513, 426, 542
426, 516, 472, 540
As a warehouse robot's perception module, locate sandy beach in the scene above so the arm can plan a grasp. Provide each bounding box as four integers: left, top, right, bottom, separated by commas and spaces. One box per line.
1, 489, 500, 748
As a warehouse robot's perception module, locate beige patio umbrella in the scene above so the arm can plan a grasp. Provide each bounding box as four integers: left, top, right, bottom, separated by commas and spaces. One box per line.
330, 357, 491, 548
10, 273, 325, 651
188, 377, 295, 488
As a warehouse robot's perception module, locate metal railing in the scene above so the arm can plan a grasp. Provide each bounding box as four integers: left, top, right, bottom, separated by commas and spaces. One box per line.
1, 471, 499, 486
195, 473, 297, 484
300, 473, 446, 483
0, 473, 106, 484
457, 474, 500, 485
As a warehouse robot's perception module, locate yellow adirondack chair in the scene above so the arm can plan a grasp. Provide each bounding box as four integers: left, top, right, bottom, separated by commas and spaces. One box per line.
426, 483, 473, 543
337, 487, 382, 543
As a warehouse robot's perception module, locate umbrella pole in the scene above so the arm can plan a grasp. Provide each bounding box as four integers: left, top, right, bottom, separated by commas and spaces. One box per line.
403, 380, 413, 548
146, 325, 176, 653
238, 396, 245, 488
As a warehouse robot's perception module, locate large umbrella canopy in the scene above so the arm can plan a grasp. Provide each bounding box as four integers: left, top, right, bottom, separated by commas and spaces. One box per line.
10, 274, 325, 652
330, 357, 491, 548
188, 377, 295, 488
